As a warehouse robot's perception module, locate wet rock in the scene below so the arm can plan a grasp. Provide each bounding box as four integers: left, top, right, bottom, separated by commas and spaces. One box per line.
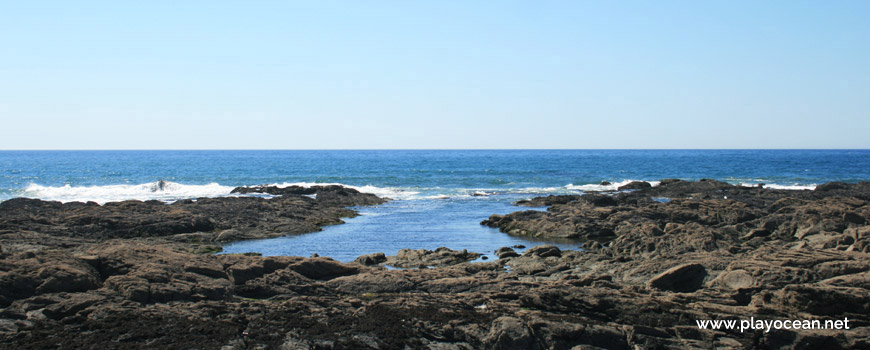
514, 195, 580, 207
618, 181, 652, 190
231, 185, 386, 206
231, 185, 318, 195
494, 247, 520, 259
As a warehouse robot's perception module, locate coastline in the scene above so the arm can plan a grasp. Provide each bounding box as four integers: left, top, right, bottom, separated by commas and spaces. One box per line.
0, 181, 867, 349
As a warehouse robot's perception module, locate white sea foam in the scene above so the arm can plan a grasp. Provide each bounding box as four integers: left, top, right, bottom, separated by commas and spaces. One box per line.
22, 181, 235, 204
25, 179, 815, 205
739, 183, 817, 190
253, 183, 578, 200
421, 194, 452, 200
262, 182, 421, 200
564, 180, 661, 192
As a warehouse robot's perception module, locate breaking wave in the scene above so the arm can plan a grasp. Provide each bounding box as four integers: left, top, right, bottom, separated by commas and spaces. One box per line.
21, 181, 234, 204
564, 180, 661, 192
14, 178, 820, 205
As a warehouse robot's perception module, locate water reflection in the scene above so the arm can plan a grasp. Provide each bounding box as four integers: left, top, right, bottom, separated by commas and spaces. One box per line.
220, 194, 581, 262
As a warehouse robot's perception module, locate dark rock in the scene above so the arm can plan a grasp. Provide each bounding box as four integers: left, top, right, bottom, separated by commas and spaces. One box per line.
0, 185, 385, 244
579, 193, 617, 207
288, 258, 359, 280
514, 195, 580, 207
618, 181, 652, 190
41, 293, 104, 320
843, 211, 866, 225
484, 317, 534, 349
816, 182, 849, 191
741, 228, 771, 240
648, 263, 707, 292
494, 247, 520, 259
2, 180, 869, 350
232, 185, 387, 207
523, 245, 561, 258
354, 252, 387, 266
231, 185, 317, 195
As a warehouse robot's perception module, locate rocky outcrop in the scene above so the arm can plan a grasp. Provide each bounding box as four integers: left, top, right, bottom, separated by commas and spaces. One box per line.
384, 247, 482, 268
483, 181, 870, 254
472, 180, 870, 348
1, 181, 869, 349
354, 252, 387, 266
647, 263, 707, 292
2, 236, 867, 349
494, 247, 520, 259
514, 195, 580, 207
617, 180, 652, 190
0, 186, 385, 250
230, 185, 386, 207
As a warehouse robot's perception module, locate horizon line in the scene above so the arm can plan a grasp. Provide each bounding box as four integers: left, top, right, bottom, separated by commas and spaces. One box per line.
1, 148, 869, 152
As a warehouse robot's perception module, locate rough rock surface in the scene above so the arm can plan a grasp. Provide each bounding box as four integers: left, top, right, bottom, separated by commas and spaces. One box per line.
617, 180, 652, 190
231, 184, 386, 207
0, 185, 386, 252
515, 195, 581, 207
483, 180, 870, 252
1, 182, 869, 349
383, 247, 482, 268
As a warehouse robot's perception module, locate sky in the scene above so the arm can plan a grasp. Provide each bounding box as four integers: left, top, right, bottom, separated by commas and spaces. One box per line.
1, 1, 868, 149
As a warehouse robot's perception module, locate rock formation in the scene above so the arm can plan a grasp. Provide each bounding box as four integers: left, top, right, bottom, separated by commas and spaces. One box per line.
0, 182, 868, 349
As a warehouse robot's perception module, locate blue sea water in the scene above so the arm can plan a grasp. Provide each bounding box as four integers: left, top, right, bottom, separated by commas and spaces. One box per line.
2, 150, 869, 261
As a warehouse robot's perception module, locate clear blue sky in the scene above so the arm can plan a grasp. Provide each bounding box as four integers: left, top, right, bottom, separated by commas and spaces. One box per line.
1, 1, 868, 149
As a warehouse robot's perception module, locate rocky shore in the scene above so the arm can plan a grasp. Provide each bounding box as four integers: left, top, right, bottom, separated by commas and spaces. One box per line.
1, 182, 868, 349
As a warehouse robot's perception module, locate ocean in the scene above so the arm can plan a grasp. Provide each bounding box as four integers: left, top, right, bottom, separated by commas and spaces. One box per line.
2, 150, 869, 261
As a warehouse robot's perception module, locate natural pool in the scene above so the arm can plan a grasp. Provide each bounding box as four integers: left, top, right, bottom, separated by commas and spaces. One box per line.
220, 194, 581, 262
